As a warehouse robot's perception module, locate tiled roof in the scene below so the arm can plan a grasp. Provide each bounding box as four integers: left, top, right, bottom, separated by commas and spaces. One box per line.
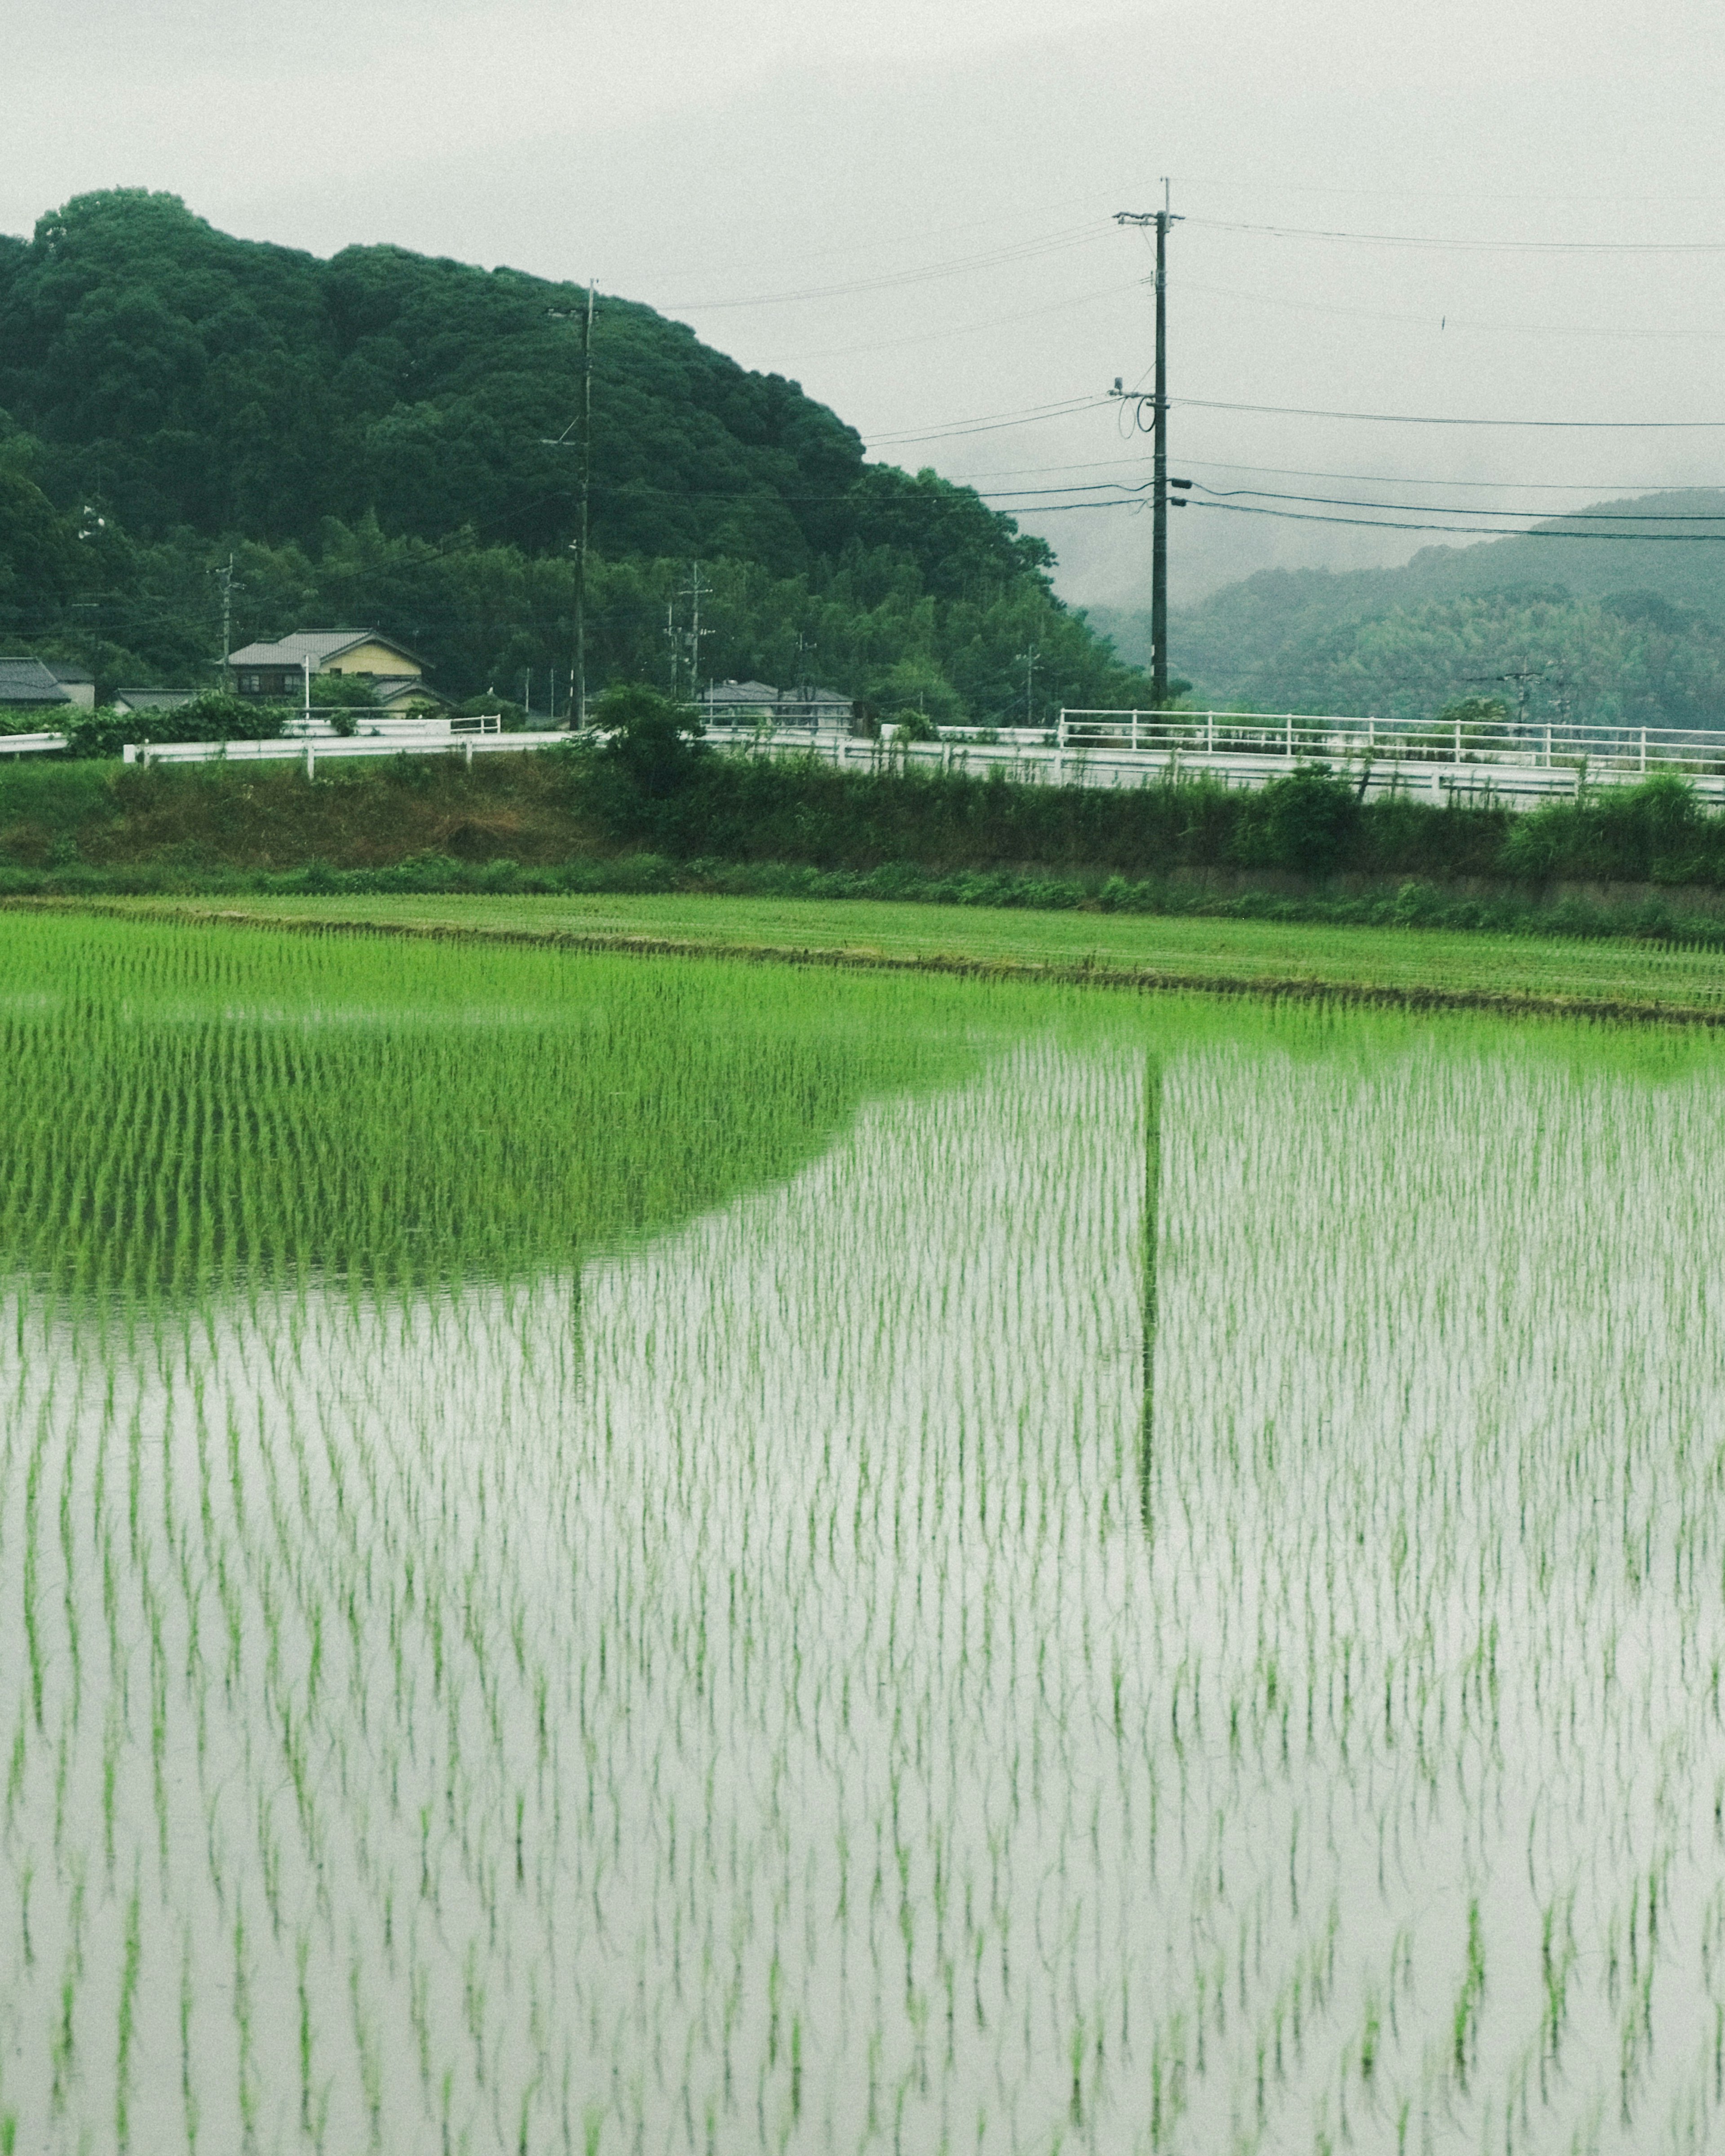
113, 688, 195, 711
703, 680, 781, 702
46, 663, 95, 685
0, 656, 72, 706
226, 629, 425, 671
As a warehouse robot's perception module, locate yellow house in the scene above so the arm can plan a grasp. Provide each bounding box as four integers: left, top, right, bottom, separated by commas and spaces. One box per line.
226, 629, 445, 708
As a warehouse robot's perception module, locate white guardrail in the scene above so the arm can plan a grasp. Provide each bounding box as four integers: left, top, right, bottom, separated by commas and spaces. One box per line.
1051, 709, 1725, 807
707, 713, 1725, 809
13, 707, 1725, 812
124, 719, 557, 771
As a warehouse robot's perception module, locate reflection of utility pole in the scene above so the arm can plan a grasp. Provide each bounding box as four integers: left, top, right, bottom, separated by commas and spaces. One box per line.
1113, 182, 1184, 708
1141, 1053, 1162, 1537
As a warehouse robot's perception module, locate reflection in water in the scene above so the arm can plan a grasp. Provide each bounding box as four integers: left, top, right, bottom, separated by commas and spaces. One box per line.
1141, 1051, 1161, 1537
7, 916, 1725, 2155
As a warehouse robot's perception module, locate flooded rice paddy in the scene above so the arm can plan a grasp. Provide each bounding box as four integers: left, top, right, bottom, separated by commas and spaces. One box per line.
3, 915, 1725, 2154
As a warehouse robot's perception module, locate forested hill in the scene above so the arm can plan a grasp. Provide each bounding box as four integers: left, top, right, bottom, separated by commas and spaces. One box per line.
1089, 491, 1725, 727
0, 191, 1147, 718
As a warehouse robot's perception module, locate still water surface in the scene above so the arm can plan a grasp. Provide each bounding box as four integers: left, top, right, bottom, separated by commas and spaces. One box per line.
3, 924, 1724, 2153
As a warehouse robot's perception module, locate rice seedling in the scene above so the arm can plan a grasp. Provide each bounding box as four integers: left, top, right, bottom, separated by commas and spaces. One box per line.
1, 912, 1723, 2149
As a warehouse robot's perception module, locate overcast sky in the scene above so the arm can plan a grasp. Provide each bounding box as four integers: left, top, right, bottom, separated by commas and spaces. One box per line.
6, 0, 1725, 606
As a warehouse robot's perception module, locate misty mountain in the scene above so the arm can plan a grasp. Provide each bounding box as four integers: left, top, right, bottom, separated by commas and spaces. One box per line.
1088, 494, 1725, 726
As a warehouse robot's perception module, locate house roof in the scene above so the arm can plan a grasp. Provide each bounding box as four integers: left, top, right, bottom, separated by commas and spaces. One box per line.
46, 663, 95, 685
113, 688, 195, 711
703, 680, 781, 702
0, 657, 72, 706
227, 629, 427, 672
372, 677, 449, 708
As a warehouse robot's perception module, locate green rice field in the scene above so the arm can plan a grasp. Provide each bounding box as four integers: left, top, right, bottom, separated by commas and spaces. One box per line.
4, 910, 1725, 2153
55, 888, 1725, 1020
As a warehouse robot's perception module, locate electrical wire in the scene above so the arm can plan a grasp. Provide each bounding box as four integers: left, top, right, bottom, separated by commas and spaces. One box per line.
1191, 484, 1725, 521
655, 222, 1111, 312
1180, 274, 1725, 345
863, 396, 1112, 447
1183, 216, 1725, 254
1177, 394, 1725, 429
1185, 499, 1725, 539
746, 275, 1148, 365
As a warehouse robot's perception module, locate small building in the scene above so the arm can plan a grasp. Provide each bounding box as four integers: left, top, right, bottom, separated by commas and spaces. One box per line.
45, 664, 96, 710
699, 680, 857, 730
111, 688, 197, 716
0, 657, 74, 712
370, 676, 450, 716
227, 629, 433, 705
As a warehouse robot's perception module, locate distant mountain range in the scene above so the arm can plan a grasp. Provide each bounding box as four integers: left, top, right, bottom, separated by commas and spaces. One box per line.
1086, 494, 1725, 728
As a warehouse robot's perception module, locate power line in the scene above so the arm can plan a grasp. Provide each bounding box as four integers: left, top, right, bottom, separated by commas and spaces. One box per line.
1185, 499, 1725, 539
924, 450, 1725, 490
863, 395, 1111, 447
1183, 215, 1725, 254
1179, 274, 1725, 345
746, 275, 1148, 365
1191, 484, 1725, 521
655, 222, 1110, 312
1177, 394, 1725, 429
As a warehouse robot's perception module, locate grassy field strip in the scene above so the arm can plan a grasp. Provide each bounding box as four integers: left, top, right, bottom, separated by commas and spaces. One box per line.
20, 889, 1725, 1021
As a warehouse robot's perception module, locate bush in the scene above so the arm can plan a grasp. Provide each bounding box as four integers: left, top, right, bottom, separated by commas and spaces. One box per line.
1501, 773, 1717, 884
1232, 764, 1361, 875
588, 683, 707, 832
66, 693, 292, 759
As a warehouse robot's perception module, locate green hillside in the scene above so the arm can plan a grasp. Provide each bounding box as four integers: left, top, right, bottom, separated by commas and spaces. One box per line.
0, 191, 1146, 721
1096, 492, 1725, 726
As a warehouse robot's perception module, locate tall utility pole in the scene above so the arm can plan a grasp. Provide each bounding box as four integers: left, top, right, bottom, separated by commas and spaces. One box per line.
575, 282, 595, 728
678, 562, 711, 703
542, 285, 597, 727
1016, 645, 1039, 725
212, 552, 240, 678
1113, 184, 1182, 706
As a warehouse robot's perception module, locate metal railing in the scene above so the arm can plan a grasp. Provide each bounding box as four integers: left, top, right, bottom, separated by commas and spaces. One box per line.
1057, 709, 1725, 775
124, 729, 566, 771
0, 730, 68, 757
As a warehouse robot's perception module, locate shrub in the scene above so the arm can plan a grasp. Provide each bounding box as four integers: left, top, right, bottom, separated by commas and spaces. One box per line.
1232, 764, 1361, 875
66, 693, 292, 759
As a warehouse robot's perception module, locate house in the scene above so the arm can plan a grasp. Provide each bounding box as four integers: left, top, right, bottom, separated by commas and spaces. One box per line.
368, 676, 450, 716
111, 688, 196, 716
45, 664, 96, 710
226, 629, 440, 708
700, 680, 780, 724
699, 680, 857, 729
0, 657, 74, 711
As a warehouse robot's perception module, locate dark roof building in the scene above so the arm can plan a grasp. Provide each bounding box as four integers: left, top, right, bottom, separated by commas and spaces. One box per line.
0, 657, 73, 708
111, 688, 197, 715
45, 663, 96, 709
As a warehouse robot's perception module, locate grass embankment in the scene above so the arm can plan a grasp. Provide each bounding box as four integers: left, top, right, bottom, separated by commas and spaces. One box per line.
38, 890, 1725, 1023
13, 747, 1725, 961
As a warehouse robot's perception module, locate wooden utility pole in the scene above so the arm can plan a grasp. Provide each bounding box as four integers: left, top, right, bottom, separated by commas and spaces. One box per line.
542, 287, 597, 727
575, 282, 594, 729
1113, 186, 1182, 706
